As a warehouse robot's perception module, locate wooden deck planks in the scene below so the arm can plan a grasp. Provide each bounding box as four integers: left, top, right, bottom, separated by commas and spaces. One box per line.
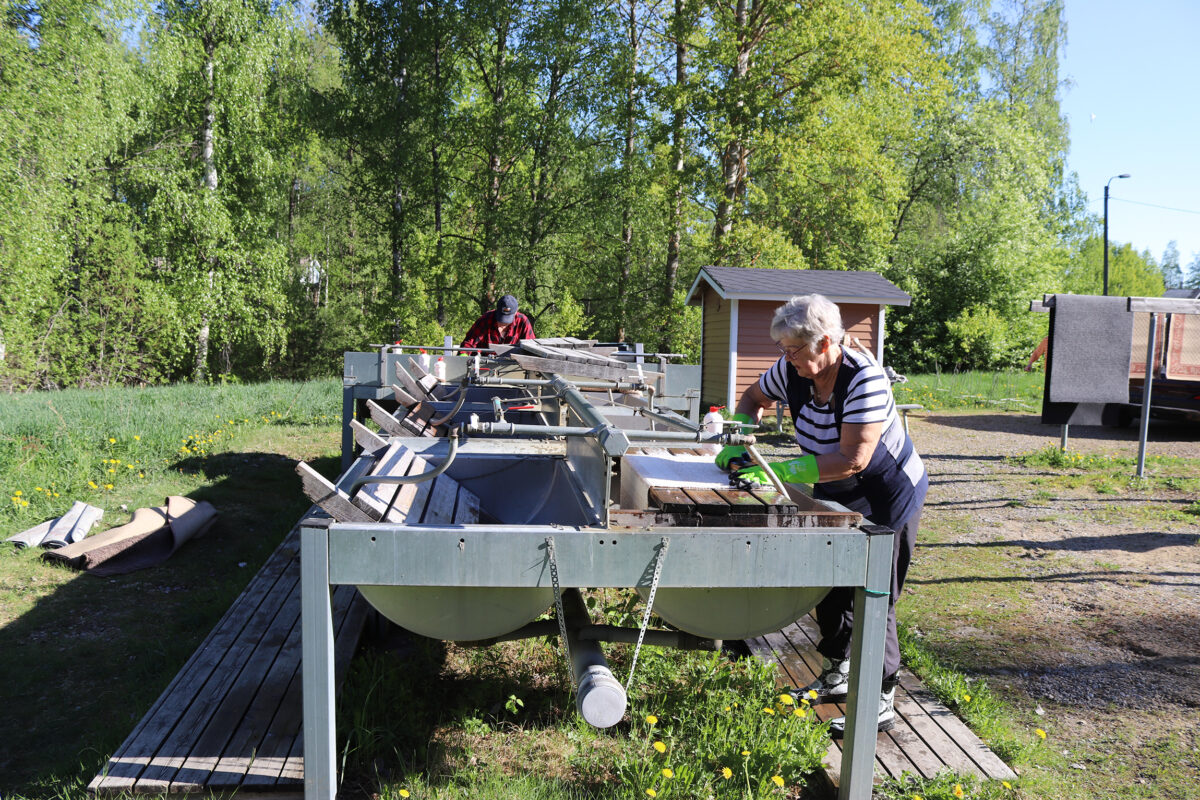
90, 523, 369, 796
93, 441, 480, 797
745, 615, 1016, 791
90, 532, 301, 792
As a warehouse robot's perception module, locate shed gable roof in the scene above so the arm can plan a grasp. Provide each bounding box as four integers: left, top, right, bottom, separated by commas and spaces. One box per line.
684, 266, 910, 307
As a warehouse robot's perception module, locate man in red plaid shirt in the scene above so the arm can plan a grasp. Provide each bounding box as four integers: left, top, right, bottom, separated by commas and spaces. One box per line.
460, 294, 535, 350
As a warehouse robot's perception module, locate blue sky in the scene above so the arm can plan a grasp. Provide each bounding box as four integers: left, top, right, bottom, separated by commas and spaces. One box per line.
1060, 0, 1200, 270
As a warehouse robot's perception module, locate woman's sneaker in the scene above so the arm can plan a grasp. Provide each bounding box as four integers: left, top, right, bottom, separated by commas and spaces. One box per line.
828, 684, 896, 738
791, 657, 850, 704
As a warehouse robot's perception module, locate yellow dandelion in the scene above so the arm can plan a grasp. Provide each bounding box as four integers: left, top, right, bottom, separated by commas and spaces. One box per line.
721, 767, 733, 780
108, 438, 116, 444
762, 707, 775, 715
645, 715, 657, 725
107, 469, 115, 474
653, 741, 666, 753
962, 694, 971, 703
646, 790, 656, 798
807, 689, 818, 700
953, 784, 964, 799
912, 795, 924, 800
88, 481, 98, 489
661, 768, 673, 779
793, 708, 807, 718
104, 483, 113, 490
14, 490, 21, 496
1002, 781, 1012, 790
724, 705, 731, 712
134, 435, 140, 441
771, 775, 784, 788
138, 473, 145, 478
1035, 728, 1047, 739
35, 487, 43, 492
778, 694, 794, 706
398, 791, 410, 799
741, 750, 750, 757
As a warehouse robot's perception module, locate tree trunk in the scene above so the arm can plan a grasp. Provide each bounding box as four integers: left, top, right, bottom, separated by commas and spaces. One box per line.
392, 174, 405, 299
288, 176, 300, 242
432, 16, 446, 326
664, 0, 687, 347
483, 19, 508, 311
194, 36, 218, 383
526, 66, 563, 319
713, 0, 750, 259
618, 0, 638, 343
392, 65, 408, 304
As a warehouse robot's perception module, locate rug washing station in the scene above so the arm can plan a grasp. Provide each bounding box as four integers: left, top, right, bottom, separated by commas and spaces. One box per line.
302, 344, 894, 800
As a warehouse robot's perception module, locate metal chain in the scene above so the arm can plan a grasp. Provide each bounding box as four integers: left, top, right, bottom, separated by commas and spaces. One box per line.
545, 536, 574, 688
626, 536, 670, 692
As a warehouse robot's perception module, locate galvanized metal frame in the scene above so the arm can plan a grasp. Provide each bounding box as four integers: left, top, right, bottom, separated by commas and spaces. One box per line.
301, 518, 894, 800
317, 350, 895, 800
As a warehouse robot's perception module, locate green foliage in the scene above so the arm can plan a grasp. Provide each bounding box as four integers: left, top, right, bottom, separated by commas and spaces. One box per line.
1063, 236, 1166, 298
0, 0, 1108, 386
615, 652, 828, 798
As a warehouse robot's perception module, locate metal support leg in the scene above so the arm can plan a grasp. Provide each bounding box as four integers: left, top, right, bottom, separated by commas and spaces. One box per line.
1136, 313, 1158, 478
341, 387, 356, 473
302, 522, 337, 800
1059, 424, 1069, 452
839, 527, 894, 800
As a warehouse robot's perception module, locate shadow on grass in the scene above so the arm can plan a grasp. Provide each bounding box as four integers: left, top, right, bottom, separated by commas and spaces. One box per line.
0, 449, 315, 797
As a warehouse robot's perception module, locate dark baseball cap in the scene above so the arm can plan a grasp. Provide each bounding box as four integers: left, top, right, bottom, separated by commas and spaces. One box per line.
496, 294, 519, 324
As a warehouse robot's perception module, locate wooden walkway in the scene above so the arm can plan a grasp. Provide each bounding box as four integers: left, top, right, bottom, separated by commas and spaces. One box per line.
89, 523, 369, 798
747, 615, 1016, 794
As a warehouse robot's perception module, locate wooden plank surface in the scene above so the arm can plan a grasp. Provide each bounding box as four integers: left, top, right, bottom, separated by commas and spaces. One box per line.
744, 615, 1016, 792
295, 461, 375, 523
90, 519, 370, 796
237, 584, 366, 789
680, 488, 731, 514
648, 486, 694, 513
89, 534, 300, 793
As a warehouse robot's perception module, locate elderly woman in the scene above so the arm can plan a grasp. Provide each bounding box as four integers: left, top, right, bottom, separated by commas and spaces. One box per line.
716, 293, 928, 736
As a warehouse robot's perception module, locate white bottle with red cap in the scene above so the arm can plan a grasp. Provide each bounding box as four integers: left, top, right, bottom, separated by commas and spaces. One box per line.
701, 405, 724, 453
434, 355, 446, 382
417, 348, 431, 373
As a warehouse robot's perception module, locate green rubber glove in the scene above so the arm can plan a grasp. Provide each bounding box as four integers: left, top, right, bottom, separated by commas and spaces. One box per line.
732, 454, 820, 486
714, 413, 754, 469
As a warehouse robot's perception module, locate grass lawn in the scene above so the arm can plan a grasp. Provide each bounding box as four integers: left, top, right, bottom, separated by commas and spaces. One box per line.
6, 370, 1191, 800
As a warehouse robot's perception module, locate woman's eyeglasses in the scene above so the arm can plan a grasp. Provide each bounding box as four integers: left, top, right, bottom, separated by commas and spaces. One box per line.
776, 343, 808, 358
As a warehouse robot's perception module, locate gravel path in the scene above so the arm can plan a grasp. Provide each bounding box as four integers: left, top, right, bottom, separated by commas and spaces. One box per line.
905, 411, 1200, 715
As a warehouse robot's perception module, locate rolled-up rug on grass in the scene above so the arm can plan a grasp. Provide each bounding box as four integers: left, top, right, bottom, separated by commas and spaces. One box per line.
6, 501, 104, 549
44, 496, 217, 576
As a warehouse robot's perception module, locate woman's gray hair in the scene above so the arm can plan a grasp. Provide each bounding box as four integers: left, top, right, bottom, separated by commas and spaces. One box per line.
770, 294, 844, 352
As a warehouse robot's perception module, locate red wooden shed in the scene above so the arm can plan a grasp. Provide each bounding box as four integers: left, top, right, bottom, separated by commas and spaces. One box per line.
683, 266, 911, 411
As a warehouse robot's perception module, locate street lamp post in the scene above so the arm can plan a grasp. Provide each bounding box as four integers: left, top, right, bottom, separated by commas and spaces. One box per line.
1103, 173, 1131, 296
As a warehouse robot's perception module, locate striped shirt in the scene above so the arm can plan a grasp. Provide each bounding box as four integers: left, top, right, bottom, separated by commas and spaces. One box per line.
757, 347, 926, 527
